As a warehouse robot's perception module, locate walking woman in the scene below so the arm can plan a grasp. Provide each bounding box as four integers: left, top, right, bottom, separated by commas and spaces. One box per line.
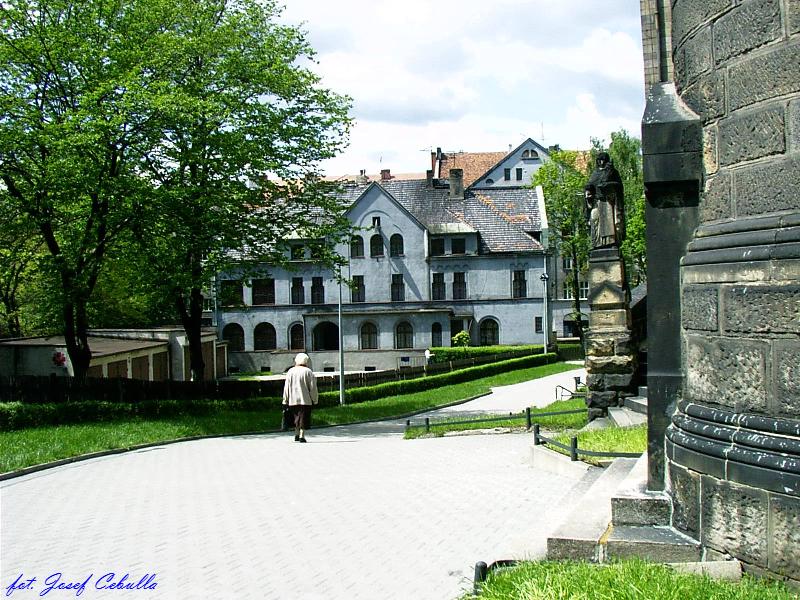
282, 353, 319, 442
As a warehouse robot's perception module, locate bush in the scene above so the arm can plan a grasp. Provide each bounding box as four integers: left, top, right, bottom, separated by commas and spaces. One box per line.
428, 344, 542, 363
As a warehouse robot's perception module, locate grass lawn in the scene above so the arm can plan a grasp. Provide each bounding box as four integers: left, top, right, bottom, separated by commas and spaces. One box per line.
0, 361, 579, 474
551, 423, 648, 465
404, 396, 588, 440
471, 559, 799, 600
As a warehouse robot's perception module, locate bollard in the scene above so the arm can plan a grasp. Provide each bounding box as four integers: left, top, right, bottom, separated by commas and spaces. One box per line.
574, 376, 582, 390
570, 436, 578, 461
525, 407, 532, 429
474, 561, 488, 595
533, 423, 540, 445
425, 417, 430, 432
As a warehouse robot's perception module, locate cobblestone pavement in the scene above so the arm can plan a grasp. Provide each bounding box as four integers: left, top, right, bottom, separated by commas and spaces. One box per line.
1, 369, 586, 600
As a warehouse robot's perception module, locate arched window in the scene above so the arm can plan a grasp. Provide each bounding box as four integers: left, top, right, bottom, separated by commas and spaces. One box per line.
395, 321, 413, 349
479, 318, 499, 346
370, 234, 384, 257
289, 323, 305, 350
312, 321, 339, 351
222, 323, 245, 352
390, 234, 404, 256
431, 322, 442, 347
350, 235, 364, 258
254, 323, 276, 350
360, 322, 378, 350
522, 149, 539, 159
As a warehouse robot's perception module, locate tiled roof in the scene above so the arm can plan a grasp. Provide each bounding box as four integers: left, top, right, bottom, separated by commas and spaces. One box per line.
438, 151, 507, 187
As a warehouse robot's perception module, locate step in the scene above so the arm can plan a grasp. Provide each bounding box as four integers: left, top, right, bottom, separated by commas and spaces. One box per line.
606, 525, 701, 563
547, 458, 638, 561
611, 454, 672, 527
624, 395, 648, 415
608, 406, 647, 428
638, 385, 648, 398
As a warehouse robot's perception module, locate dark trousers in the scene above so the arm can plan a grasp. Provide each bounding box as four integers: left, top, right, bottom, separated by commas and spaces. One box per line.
291, 405, 312, 435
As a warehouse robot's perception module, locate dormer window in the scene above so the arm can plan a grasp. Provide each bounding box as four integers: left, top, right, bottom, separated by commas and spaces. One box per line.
290, 244, 305, 260
372, 216, 381, 229
522, 149, 539, 160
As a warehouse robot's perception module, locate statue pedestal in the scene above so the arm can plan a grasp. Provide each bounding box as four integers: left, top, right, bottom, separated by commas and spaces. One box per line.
584, 248, 637, 420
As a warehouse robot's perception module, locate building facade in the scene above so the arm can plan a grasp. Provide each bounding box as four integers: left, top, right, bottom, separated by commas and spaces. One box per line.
217, 140, 563, 373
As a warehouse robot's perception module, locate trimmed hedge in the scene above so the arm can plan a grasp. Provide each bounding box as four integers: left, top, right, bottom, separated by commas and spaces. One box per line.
0, 353, 558, 430
428, 344, 543, 363
317, 352, 558, 407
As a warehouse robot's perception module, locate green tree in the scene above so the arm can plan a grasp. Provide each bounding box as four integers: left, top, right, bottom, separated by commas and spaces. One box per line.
533, 150, 591, 340
131, 0, 352, 380
0, 197, 41, 337
0, 0, 175, 377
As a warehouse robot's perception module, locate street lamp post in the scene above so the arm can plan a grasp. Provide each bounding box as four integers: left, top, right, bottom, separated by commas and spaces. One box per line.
338, 274, 345, 405
540, 272, 549, 354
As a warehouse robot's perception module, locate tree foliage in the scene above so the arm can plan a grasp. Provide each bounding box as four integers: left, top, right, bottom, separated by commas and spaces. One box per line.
0, 0, 352, 378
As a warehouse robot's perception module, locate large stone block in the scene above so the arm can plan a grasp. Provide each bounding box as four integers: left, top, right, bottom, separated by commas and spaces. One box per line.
586, 355, 635, 374
588, 260, 624, 287
586, 390, 617, 410
685, 336, 768, 411
722, 284, 800, 334
669, 461, 700, 538
701, 476, 769, 566
682, 286, 719, 331
586, 337, 614, 356
683, 27, 713, 83
672, 0, 731, 48
713, 0, 782, 65
791, 0, 800, 34
735, 156, 800, 217
775, 341, 800, 417
728, 43, 800, 111
681, 71, 726, 120
700, 171, 732, 222
589, 310, 629, 329
718, 105, 785, 167
703, 124, 718, 175
789, 99, 800, 153
587, 371, 635, 391
770, 494, 800, 580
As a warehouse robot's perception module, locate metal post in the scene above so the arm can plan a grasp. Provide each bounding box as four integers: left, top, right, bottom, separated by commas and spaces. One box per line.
533, 423, 540, 445
574, 376, 582, 390
474, 562, 488, 595
540, 271, 549, 354
526, 407, 532, 429
425, 417, 430, 432
570, 436, 578, 461
338, 274, 345, 406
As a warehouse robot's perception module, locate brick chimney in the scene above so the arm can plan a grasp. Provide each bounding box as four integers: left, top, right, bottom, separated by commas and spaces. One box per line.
449, 168, 464, 200
380, 168, 392, 181
426, 169, 433, 188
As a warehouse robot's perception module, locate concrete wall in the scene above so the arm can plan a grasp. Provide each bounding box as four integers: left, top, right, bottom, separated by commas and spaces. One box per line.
662, 0, 800, 582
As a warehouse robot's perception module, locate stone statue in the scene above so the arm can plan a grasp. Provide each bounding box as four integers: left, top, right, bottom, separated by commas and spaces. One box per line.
585, 152, 625, 249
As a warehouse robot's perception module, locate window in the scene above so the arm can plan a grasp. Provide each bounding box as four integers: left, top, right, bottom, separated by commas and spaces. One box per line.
350, 235, 364, 258
360, 322, 378, 349
395, 321, 413, 349
516, 168, 523, 181
254, 323, 276, 350
431, 322, 442, 347
563, 282, 573, 300
504, 168, 511, 181
220, 280, 243, 306
372, 216, 381, 229
430, 238, 445, 256
522, 149, 539, 159
390, 234, 404, 256
370, 234, 384, 257
310, 243, 324, 261
222, 323, 245, 352
479, 319, 499, 346
290, 244, 305, 260
432, 272, 445, 300
512, 270, 527, 298
451, 238, 465, 255
252, 278, 275, 305
391, 274, 405, 302
535, 317, 543, 333
311, 277, 324, 304
291, 277, 304, 305
563, 256, 574, 270
351, 275, 365, 303
453, 272, 466, 300
485, 178, 494, 184
289, 323, 305, 350
579, 281, 589, 300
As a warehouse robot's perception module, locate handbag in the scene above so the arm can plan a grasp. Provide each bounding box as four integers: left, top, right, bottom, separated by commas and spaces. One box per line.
281, 405, 293, 431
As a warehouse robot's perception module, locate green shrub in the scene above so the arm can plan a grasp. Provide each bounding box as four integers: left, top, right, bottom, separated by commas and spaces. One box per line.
428, 344, 543, 363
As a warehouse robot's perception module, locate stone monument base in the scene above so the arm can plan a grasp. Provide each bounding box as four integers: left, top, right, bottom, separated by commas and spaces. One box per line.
584, 248, 637, 420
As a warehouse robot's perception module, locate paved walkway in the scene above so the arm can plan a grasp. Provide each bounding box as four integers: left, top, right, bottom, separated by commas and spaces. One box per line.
1, 368, 586, 600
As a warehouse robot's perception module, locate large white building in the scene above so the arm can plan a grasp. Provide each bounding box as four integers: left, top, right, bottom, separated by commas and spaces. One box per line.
216, 139, 582, 373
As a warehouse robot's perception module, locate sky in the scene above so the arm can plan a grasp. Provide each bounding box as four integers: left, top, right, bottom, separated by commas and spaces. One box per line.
280, 0, 646, 177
